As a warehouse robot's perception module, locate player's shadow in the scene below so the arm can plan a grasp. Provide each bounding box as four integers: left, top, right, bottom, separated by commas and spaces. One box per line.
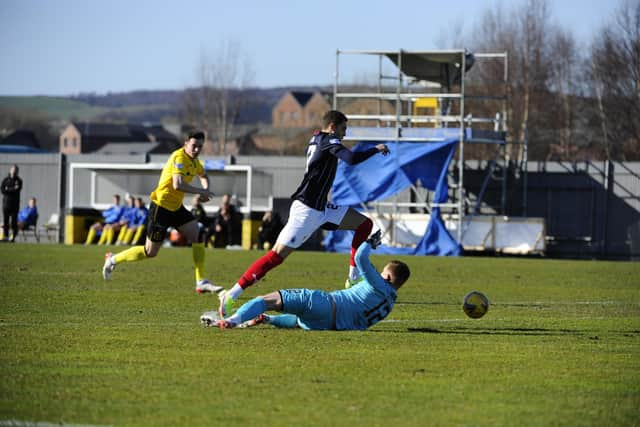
404, 326, 584, 336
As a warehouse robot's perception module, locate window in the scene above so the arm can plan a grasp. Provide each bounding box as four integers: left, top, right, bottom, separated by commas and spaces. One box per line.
291, 111, 298, 120
72, 138, 77, 147
63, 137, 68, 147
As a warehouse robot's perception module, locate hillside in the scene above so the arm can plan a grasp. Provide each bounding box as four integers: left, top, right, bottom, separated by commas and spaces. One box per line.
0, 87, 309, 125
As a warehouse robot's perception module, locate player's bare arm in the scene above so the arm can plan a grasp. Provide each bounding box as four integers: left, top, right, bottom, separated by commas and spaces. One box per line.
172, 174, 215, 201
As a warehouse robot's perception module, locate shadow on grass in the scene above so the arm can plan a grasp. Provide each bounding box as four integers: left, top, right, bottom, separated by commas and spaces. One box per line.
404, 326, 583, 336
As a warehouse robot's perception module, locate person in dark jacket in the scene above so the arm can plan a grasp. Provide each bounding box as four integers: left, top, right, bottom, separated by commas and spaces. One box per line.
1, 165, 23, 242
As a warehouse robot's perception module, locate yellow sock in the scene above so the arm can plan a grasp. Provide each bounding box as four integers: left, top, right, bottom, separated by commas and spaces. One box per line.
192, 242, 205, 282
117, 226, 128, 243
113, 245, 147, 264
132, 226, 145, 245
109, 228, 118, 245
97, 229, 108, 245
123, 228, 135, 244
85, 228, 96, 244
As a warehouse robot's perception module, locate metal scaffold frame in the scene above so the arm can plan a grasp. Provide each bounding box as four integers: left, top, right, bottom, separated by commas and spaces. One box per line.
333, 49, 509, 244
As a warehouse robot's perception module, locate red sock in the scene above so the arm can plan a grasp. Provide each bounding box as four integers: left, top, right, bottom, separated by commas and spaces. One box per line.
238, 250, 284, 289
351, 217, 373, 266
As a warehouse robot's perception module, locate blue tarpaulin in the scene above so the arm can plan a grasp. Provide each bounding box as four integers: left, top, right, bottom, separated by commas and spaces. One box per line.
324, 131, 462, 256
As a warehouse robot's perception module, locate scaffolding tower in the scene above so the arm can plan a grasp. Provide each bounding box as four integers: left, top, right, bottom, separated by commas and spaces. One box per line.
333, 49, 510, 245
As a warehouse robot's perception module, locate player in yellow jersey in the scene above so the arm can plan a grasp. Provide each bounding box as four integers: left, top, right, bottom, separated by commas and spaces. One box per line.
102, 131, 223, 294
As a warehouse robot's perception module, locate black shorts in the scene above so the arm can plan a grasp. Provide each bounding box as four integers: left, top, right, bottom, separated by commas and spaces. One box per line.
146, 201, 195, 242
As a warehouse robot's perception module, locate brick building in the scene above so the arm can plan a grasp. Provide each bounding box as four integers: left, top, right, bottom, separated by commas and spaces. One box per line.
272, 91, 331, 129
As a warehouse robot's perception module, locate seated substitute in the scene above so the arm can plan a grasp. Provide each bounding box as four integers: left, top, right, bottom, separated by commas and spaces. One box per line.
17, 197, 38, 231
203, 231, 410, 330
85, 194, 124, 245
119, 197, 148, 245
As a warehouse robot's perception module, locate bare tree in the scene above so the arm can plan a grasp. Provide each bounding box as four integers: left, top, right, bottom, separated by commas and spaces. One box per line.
588, 0, 640, 160
467, 0, 556, 162
183, 39, 254, 155
547, 28, 580, 160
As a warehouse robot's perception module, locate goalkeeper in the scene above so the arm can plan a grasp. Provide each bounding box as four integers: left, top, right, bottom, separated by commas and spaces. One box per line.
204, 231, 410, 330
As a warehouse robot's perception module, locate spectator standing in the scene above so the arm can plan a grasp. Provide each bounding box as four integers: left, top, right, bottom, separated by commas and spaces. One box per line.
213, 194, 241, 248
1, 165, 23, 242
257, 210, 283, 250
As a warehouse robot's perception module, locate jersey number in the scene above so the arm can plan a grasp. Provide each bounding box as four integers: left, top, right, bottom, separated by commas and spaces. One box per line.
364, 299, 391, 326
305, 144, 317, 173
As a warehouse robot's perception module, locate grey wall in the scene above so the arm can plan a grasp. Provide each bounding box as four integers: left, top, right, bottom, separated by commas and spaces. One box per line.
1, 153, 638, 258
0, 153, 63, 239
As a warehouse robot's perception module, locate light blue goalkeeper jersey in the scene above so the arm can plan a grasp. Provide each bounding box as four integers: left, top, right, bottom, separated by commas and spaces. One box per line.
329, 242, 397, 330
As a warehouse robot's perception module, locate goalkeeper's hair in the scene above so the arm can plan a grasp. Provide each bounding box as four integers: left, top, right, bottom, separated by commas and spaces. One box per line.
187, 131, 205, 141
322, 110, 348, 128
388, 260, 410, 288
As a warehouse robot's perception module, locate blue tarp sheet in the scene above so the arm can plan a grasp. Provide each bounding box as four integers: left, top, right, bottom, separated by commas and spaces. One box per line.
324, 131, 462, 256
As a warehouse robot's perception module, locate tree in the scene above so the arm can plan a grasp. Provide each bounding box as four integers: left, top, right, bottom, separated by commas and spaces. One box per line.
588, 0, 640, 160
182, 39, 255, 155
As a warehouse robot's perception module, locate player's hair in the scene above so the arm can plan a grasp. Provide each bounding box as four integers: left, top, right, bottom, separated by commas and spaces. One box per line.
322, 110, 348, 128
387, 260, 410, 288
187, 131, 205, 141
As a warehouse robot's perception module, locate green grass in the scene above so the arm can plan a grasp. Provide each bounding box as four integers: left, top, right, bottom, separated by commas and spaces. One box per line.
1, 244, 639, 426
0, 96, 174, 122
0, 96, 109, 121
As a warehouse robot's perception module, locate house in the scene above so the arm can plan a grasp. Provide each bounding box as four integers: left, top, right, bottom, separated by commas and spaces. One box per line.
59, 122, 179, 154
272, 91, 332, 129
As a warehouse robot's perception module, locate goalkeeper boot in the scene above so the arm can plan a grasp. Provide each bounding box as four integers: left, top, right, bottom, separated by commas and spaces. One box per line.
238, 314, 266, 328
215, 318, 235, 330
218, 290, 236, 318
102, 252, 115, 281
200, 311, 220, 327
196, 279, 224, 294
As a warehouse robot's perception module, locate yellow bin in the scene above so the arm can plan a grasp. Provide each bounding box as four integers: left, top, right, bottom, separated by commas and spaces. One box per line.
64, 207, 103, 245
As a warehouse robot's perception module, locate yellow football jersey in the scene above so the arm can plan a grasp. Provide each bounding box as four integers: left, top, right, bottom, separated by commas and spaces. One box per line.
150, 148, 204, 211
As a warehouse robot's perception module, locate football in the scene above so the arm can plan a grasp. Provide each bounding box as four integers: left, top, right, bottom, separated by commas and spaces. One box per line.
463, 291, 490, 319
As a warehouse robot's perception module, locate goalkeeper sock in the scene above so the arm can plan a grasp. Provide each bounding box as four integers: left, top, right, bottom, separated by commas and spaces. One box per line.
231, 297, 267, 325
268, 314, 299, 329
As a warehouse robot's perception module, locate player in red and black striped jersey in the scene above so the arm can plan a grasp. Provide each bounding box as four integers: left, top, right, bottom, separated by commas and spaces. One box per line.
218, 110, 389, 317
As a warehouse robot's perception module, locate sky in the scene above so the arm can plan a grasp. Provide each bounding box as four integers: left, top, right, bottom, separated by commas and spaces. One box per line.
0, 0, 621, 96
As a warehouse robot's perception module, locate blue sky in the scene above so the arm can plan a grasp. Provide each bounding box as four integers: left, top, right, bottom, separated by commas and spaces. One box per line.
0, 0, 620, 96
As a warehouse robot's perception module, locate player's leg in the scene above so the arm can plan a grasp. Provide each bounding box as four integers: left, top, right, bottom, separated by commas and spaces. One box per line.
97, 224, 110, 245
102, 202, 166, 280
338, 209, 373, 287
219, 201, 321, 316
9, 209, 18, 242
177, 211, 222, 294
1, 206, 9, 240
85, 223, 99, 245
116, 224, 128, 244
132, 225, 145, 245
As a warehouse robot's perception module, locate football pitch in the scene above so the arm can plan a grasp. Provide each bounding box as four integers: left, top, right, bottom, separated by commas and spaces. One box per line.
1, 244, 638, 426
